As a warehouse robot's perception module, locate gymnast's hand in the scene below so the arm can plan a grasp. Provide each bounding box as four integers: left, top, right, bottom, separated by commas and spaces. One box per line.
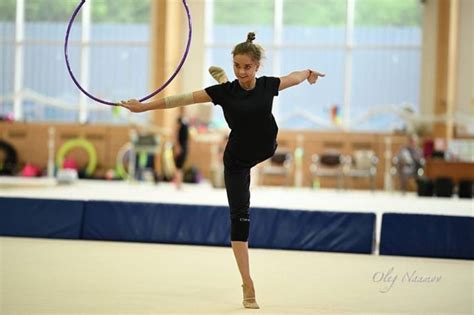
308, 70, 325, 85
119, 99, 147, 113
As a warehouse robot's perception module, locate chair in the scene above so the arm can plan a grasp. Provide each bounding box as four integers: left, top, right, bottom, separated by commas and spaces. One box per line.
391, 155, 425, 192
259, 149, 293, 186
345, 150, 379, 191
310, 150, 345, 189
128, 131, 160, 181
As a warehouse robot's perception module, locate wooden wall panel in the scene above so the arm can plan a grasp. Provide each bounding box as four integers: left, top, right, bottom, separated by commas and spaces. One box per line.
26, 124, 50, 167
0, 122, 417, 189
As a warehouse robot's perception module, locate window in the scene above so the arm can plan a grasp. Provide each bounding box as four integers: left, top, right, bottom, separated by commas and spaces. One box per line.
280, 0, 346, 130
0, 0, 18, 120
351, 0, 422, 131
205, 0, 422, 131
0, 0, 151, 124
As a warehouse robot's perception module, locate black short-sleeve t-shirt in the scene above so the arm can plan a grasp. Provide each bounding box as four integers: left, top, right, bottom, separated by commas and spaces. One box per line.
205, 76, 280, 162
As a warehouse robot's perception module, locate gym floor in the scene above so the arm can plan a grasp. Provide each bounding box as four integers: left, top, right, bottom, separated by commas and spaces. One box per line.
1, 236, 472, 315
1, 179, 472, 314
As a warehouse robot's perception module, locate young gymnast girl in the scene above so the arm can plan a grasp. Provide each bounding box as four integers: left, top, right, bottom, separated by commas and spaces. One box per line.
120, 32, 325, 309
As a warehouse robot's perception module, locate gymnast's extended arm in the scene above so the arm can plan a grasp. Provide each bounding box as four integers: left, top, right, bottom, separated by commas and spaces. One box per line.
119, 90, 212, 113
278, 69, 326, 91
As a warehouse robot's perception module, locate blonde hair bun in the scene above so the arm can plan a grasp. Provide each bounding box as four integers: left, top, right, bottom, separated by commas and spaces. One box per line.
247, 32, 256, 43
232, 32, 264, 63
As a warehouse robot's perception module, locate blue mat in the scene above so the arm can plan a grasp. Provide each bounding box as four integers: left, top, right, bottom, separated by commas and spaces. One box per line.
380, 213, 474, 260
83, 200, 375, 253
0, 196, 376, 254
250, 207, 375, 253
0, 197, 84, 239
83, 201, 230, 246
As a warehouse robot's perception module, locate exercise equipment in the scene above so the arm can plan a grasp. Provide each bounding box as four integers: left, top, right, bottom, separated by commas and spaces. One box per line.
416, 177, 434, 197
21, 164, 41, 177
161, 141, 176, 181
57, 169, 79, 185
116, 142, 132, 180
434, 177, 454, 198
458, 180, 473, 199
64, 0, 193, 106
56, 138, 97, 177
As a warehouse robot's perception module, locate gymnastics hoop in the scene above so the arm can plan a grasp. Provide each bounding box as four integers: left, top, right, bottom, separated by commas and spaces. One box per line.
115, 142, 132, 180
56, 138, 98, 176
64, 0, 193, 106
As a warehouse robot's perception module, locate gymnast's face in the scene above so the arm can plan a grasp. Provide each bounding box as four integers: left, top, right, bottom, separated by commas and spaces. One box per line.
233, 54, 259, 86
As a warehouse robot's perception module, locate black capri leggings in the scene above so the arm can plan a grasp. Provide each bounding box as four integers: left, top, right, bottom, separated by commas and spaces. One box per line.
223, 150, 266, 242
